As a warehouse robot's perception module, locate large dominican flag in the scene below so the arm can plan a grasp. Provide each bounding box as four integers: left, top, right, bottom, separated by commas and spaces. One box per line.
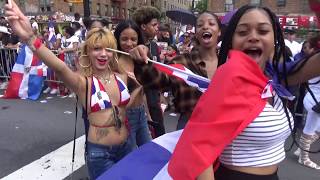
4, 45, 47, 100
97, 130, 182, 180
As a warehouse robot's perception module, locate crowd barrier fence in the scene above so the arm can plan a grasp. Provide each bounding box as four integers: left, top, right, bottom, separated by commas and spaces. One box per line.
0, 47, 76, 84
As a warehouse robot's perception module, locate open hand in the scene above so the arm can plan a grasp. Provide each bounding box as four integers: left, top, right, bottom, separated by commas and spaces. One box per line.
4, 0, 34, 42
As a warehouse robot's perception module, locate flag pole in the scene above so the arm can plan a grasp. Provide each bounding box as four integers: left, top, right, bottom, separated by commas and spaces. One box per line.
106, 48, 210, 83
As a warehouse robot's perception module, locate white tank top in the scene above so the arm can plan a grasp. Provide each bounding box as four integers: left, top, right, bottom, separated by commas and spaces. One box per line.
219, 94, 294, 167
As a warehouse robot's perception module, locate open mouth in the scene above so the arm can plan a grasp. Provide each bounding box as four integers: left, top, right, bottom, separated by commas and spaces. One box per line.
97, 59, 107, 65
243, 48, 262, 60
202, 32, 212, 40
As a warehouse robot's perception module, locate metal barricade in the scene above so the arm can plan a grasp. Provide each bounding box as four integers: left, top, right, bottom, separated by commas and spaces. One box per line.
0, 48, 78, 84
45, 50, 63, 84
0, 47, 18, 80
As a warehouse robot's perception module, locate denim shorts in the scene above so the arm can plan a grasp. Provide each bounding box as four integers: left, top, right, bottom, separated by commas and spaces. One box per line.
126, 105, 152, 148
86, 140, 133, 180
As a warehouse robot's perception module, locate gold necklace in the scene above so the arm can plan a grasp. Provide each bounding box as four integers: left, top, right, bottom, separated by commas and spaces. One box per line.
94, 71, 112, 84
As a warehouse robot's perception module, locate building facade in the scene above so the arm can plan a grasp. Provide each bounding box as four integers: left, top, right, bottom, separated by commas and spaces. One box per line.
13, 0, 128, 23
208, 0, 318, 30
208, 0, 311, 15
1, 0, 195, 24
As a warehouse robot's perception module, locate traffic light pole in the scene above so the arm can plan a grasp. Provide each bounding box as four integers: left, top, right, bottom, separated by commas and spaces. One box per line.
83, 0, 90, 17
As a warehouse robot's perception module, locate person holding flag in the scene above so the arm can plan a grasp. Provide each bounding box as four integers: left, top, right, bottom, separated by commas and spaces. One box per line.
130, 11, 222, 130
114, 19, 153, 148
4, 1, 133, 179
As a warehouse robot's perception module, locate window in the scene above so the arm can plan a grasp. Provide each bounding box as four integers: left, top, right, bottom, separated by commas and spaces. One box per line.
277, 0, 286, 7
250, 0, 260, 6
105, 5, 109, 16
164, 1, 166, 9
122, 8, 125, 18
111, 6, 114, 17
225, 0, 233, 12
69, 3, 73, 12
97, 3, 101, 16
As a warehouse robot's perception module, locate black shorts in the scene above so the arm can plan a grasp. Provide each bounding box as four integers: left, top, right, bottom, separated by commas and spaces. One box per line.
215, 165, 279, 180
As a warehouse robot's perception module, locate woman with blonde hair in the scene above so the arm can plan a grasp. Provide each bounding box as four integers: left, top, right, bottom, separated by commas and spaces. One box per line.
4, 1, 133, 179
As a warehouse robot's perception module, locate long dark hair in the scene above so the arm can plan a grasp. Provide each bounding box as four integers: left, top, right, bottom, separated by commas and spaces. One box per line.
113, 20, 144, 52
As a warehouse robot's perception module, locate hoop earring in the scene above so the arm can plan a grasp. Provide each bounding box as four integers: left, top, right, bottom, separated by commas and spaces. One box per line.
114, 56, 119, 64
79, 55, 92, 68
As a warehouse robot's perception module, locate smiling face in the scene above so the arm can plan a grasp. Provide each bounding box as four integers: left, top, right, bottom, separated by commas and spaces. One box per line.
232, 9, 275, 69
196, 12, 221, 48
88, 45, 114, 71
83, 28, 118, 74
119, 27, 139, 53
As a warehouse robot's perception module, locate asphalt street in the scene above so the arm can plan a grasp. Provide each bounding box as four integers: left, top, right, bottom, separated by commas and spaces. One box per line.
0, 91, 320, 180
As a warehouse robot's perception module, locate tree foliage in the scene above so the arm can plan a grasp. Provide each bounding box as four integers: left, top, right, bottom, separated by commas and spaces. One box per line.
194, 0, 208, 13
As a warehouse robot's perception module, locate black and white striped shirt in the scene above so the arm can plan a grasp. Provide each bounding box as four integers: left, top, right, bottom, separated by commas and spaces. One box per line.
219, 94, 294, 167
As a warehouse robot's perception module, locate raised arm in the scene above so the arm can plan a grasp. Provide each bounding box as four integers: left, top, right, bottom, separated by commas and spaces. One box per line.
4, 1, 83, 95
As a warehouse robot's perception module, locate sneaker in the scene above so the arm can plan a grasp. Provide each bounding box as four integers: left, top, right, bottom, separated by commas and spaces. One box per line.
298, 157, 320, 170
49, 88, 58, 95
68, 92, 76, 98
43, 87, 51, 93
0, 81, 8, 90
294, 148, 300, 157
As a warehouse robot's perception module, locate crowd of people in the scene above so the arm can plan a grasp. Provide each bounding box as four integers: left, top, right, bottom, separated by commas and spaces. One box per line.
2, 0, 320, 179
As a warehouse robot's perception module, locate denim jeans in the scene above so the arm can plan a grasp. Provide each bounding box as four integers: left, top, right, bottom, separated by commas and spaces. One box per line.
86, 140, 133, 180
176, 113, 190, 130
126, 105, 152, 148
145, 89, 165, 137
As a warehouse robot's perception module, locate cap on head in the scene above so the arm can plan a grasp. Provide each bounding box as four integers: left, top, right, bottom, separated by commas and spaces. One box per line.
284, 28, 296, 35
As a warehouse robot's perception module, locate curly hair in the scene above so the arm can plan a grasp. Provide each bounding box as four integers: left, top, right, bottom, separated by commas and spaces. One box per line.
78, 28, 122, 77
132, 6, 160, 27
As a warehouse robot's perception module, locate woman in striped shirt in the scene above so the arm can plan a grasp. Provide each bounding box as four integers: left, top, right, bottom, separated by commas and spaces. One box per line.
169, 5, 320, 180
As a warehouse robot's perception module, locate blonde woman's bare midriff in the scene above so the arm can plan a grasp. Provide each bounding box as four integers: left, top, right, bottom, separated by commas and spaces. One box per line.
223, 164, 278, 175
87, 108, 129, 146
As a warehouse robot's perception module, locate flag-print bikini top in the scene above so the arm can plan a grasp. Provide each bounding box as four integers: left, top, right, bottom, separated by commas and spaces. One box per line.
90, 75, 130, 113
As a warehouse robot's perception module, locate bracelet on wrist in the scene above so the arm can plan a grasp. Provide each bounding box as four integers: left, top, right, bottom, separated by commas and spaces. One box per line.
26, 35, 42, 52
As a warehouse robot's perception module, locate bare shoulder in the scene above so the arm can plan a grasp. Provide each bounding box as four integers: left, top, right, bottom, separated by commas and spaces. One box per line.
114, 72, 128, 84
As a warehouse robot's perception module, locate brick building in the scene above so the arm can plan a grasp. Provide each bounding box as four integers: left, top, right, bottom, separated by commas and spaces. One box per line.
208, 0, 312, 15
13, 0, 130, 23
208, 0, 319, 30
